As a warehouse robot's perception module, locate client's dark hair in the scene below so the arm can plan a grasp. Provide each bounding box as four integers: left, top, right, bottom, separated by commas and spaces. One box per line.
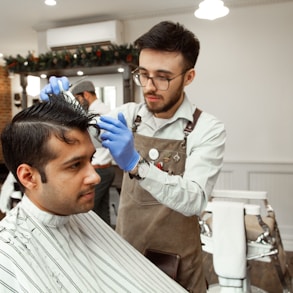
134, 21, 200, 69
1, 94, 96, 191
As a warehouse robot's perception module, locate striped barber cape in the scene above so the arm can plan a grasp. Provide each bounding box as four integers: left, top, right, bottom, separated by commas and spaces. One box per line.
0, 195, 187, 293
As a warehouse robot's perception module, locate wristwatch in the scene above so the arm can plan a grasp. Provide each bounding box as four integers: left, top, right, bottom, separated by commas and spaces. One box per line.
129, 157, 150, 180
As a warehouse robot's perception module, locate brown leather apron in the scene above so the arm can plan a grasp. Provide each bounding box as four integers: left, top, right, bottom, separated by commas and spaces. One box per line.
116, 109, 206, 292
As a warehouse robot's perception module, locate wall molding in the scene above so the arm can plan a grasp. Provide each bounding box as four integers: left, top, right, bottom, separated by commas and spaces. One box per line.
215, 161, 293, 251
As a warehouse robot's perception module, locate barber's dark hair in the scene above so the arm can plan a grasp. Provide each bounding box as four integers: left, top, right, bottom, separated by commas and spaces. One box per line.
1, 94, 96, 191
134, 21, 200, 69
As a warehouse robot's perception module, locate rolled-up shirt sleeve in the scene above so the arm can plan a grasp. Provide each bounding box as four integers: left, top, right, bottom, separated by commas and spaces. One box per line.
139, 113, 226, 217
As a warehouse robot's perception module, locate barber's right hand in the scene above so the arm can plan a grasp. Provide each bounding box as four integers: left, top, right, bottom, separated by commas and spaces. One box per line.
40, 76, 70, 101
98, 113, 140, 172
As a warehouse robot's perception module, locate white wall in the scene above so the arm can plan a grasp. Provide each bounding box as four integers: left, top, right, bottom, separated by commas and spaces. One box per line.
124, 2, 293, 163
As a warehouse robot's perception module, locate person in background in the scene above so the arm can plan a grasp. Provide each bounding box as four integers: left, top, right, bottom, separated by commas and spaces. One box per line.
41, 20, 226, 292
71, 80, 115, 226
0, 94, 187, 293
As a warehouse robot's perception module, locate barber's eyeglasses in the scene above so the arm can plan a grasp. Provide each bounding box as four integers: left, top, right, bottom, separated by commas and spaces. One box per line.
132, 68, 190, 91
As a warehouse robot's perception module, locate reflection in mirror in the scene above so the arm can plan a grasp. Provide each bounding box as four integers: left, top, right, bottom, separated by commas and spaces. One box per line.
68, 73, 124, 110
96, 86, 116, 110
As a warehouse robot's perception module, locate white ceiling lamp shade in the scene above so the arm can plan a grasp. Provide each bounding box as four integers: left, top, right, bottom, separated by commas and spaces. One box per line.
194, 0, 229, 20
44, 0, 57, 6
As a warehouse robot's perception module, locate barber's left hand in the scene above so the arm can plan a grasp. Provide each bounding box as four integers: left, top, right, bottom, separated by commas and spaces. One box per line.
40, 76, 70, 101
97, 113, 140, 172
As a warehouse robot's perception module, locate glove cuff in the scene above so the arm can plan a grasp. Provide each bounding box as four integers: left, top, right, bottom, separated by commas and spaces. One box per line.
124, 151, 140, 172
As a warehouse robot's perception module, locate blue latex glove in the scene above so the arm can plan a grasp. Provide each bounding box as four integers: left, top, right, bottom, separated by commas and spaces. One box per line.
40, 76, 70, 101
98, 113, 140, 172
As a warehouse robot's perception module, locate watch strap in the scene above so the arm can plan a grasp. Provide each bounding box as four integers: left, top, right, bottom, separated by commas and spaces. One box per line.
129, 157, 149, 180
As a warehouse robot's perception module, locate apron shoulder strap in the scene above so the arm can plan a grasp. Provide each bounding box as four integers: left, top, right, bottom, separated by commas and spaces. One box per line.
184, 108, 202, 135
132, 108, 202, 134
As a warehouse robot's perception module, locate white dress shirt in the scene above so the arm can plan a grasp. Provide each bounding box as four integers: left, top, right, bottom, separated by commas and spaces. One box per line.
88, 99, 112, 166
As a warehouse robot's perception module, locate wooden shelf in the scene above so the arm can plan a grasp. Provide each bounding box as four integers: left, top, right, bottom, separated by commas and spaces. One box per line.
27, 64, 135, 78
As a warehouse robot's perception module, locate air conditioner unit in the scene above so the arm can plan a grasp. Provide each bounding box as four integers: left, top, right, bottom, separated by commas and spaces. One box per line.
46, 20, 124, 50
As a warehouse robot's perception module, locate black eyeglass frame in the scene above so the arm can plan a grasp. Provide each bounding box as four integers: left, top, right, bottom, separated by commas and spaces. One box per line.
131, 68, 191, 91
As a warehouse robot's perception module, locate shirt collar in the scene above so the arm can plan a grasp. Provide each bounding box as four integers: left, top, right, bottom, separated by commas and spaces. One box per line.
171, 94, 195, 124
21, 195, 70, 227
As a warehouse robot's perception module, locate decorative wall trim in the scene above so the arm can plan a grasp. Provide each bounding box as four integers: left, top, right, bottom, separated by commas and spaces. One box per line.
215, 161, 293, 251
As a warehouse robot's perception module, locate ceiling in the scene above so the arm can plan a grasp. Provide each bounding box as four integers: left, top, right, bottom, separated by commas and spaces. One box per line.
0, 0, 291, 58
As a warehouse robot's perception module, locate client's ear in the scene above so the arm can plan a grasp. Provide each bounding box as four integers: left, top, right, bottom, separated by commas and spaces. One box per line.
17, 164, 39, 190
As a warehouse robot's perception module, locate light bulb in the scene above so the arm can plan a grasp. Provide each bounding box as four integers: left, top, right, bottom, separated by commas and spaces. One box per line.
44, 0, 57, 6
195, 0, 229, 20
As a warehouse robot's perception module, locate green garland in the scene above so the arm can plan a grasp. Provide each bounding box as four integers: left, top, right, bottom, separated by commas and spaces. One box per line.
4, 43, 139, 73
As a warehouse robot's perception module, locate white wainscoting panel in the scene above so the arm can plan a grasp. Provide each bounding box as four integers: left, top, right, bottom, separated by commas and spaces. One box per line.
215, 161, 293, 251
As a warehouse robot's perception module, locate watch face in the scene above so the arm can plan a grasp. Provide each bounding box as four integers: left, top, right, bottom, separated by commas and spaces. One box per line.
138, 162, 149, 179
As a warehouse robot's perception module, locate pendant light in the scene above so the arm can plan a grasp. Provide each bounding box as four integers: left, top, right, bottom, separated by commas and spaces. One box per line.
44, 0, 57, 6
194, 0, 229, 20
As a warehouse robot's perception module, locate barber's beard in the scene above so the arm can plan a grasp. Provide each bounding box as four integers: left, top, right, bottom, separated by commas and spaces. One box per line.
145, 83, 184, 115
80, 98, 90, 112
